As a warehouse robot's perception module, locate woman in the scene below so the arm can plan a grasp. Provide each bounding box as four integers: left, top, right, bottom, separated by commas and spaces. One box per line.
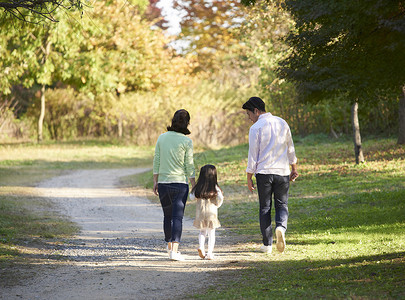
153, 109, 196, 261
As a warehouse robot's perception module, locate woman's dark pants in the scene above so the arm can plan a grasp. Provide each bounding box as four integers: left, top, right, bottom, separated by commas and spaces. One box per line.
158, 183, 189, 243
256, 174, 289, 246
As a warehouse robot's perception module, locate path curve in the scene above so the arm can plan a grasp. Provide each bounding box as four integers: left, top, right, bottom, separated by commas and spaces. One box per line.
1, 169, 252, 300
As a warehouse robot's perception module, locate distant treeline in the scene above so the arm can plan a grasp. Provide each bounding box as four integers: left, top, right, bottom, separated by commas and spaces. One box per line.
1, 81, 398, 146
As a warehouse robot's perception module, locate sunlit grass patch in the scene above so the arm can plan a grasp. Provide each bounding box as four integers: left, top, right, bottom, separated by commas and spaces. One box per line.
0, 141, 154, 187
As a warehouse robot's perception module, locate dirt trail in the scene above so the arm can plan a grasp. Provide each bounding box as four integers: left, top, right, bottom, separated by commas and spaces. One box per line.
0, 169, 253, 300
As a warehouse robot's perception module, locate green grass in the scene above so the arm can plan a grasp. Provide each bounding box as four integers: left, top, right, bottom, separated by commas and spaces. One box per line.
0, 140, 153, 186
0, 194, 79, 261
1, 136, 404, 298
186, 135, 405, 299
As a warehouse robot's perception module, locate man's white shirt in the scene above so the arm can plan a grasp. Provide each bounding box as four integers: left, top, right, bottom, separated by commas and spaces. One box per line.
247, 113, 297, 176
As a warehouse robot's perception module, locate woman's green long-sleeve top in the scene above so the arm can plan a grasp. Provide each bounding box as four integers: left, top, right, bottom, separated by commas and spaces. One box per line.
153, 131, 195, 184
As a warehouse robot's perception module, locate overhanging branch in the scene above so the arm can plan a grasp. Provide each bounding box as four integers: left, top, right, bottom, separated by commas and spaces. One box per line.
0, 0, 83, 22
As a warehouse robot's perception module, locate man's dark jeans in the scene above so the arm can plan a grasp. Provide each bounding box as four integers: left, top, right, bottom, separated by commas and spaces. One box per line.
158, 183, 189, 243
256, 173, 289, 246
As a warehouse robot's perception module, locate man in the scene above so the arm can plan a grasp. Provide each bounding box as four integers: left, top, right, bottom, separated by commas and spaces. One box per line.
242, 97, 298, 254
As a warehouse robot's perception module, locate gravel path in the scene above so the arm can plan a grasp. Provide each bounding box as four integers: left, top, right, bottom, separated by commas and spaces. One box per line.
1, 169, 253, 300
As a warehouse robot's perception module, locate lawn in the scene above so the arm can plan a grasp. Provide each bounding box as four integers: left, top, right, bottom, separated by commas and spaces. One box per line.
186, 135, 405, 299
0, 135, 404, 298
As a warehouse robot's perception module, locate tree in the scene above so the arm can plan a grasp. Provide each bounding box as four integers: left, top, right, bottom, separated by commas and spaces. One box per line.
239, 1, 297, 118
144, 0, 169, 30
243, 0, 405, 148
0, 9, 87, 141
1, 0, 168, 141
71, 0, 191, 137
278, 0, 405, 148
0, 0, 84, 22
174, 0, 246, 73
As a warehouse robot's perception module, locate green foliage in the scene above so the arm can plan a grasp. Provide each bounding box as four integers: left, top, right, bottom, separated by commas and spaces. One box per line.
174, 0, 247, 73
279, 0, 405, 103
74, 1, 186, 95
1, 0, 402, 143
0, 1, 84, 23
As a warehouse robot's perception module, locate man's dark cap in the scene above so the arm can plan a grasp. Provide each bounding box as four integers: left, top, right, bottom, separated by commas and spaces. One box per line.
242, 97, 266, 112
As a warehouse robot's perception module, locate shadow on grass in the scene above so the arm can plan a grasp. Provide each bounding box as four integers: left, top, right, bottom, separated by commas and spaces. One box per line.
192, 251, 405, 299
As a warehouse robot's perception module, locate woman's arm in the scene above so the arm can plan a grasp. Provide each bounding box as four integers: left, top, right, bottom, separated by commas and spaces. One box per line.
153, 174, 159, 196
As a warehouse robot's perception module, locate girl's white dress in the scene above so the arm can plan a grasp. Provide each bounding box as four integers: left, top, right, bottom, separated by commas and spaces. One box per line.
190, 186, 223, 229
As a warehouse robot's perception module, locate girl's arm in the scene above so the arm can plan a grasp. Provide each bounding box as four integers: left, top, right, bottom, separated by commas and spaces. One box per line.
216, 186, 224, 208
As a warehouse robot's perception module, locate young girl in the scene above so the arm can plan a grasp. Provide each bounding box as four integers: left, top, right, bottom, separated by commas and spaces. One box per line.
190, 164, 223, 260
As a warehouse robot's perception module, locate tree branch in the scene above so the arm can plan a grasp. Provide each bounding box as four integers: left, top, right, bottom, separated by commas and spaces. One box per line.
0, 0, 83, 22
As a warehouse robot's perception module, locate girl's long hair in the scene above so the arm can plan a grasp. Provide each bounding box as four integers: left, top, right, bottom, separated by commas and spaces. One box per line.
191, 164, 219, 201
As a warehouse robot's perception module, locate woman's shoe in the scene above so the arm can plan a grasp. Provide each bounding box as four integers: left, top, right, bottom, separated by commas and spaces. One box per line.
166, 242, 172, 254
260, 245, 272, 254
197, 248, 206, 259
169, 250, 185, 261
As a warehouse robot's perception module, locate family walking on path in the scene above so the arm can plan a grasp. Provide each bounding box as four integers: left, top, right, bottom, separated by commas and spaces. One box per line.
152, 96, 299, 261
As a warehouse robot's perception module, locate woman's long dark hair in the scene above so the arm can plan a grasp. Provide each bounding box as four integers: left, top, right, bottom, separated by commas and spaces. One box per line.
167, 109, 191, 135
191, 164, 219, 200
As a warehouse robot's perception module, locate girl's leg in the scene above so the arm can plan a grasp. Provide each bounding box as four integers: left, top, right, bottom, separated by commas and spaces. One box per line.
199, 229, 207, 249
206, 228, 216, 259
198, 229, 207, 258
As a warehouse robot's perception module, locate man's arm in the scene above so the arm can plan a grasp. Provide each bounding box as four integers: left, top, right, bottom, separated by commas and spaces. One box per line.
247, 172, 255, 192
289, 163, 299, 182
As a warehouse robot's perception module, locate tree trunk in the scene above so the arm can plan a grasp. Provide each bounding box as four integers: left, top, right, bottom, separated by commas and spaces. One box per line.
398, 86, 405, 144
118, 113, 123, 138
38, 84, 46, 143
351, 102, 364, 164
37, 40, 51, 143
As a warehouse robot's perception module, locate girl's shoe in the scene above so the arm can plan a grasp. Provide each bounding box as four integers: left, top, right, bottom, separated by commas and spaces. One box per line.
205, 253, 214, 260
169, 250, 185, 261
197, 248, 206, 259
